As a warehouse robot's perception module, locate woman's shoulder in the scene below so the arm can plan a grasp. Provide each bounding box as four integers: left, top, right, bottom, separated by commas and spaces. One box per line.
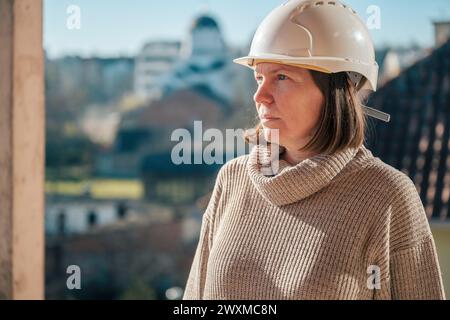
360, 152, 429, 226
355, 149, 432, 250
347, 145, 417, 198
361, 152, 418, 198
345, 147, 425, 215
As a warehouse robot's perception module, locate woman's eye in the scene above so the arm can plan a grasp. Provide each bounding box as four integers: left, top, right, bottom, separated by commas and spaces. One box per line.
255, 77, 263, 84
277, 74, 288, 81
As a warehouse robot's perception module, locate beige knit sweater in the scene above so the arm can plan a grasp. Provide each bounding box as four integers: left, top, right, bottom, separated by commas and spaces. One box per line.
183, 144, 446, 300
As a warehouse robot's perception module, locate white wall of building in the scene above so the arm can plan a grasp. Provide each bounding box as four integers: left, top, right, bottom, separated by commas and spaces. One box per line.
45, 202, 121, 235
134, 41, 180, 100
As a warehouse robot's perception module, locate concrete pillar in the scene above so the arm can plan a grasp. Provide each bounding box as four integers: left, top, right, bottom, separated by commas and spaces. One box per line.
0, 0, 45, 299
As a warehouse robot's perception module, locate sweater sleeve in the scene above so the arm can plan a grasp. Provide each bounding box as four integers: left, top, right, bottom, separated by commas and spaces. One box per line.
182, 167, 224, 300
387, 174, 446, 300
390, 236, 445, 299
182, 211, 213, 300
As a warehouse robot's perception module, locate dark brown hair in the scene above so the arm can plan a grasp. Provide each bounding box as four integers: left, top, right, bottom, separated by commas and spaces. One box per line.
244, 71, 367, 156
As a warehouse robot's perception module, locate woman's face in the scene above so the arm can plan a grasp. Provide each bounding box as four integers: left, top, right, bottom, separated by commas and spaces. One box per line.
253, 62, 325, 150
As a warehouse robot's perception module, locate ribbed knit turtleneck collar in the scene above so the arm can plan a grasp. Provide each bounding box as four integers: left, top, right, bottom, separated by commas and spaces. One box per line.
247, 144, 371, 206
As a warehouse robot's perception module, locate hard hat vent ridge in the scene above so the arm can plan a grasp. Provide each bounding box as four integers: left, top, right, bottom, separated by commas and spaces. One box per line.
295, 1, 358, 16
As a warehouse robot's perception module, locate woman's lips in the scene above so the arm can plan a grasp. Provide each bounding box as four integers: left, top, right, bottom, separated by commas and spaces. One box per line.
260, 116, 280, 121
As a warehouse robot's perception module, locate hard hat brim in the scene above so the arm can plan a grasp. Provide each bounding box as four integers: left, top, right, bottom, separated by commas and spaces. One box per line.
234, 55, 332, 74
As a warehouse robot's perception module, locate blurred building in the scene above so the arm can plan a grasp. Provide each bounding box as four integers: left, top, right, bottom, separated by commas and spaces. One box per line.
133, 15, 237, 106
96, 88, 225, 179
45, 56, 135, 135
141, 151, 220, 204
376, 47, 430, 87
134, 41, 181, 100
434, 21, 450, 48
96, 15, 247, 204
45, 213, 194, 299
156, 14, 237, 106
45, 199, 131, 236
376, 20, 450, 87
46, 56, 134, 105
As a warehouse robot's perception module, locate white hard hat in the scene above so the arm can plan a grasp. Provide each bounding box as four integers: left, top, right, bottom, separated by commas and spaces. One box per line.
234, 0, 390, 122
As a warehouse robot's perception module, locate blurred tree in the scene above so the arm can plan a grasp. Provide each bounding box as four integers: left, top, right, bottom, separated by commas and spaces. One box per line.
119, 276, 157, 300
45, 127, 99, 179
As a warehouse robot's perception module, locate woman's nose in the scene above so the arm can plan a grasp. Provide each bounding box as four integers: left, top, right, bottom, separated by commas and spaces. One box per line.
253, 82, 274, 106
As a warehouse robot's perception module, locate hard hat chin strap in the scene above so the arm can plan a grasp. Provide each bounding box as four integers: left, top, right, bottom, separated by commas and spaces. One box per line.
361, 105, 391, 122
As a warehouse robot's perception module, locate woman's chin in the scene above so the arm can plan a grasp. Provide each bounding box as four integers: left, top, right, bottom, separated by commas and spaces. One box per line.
261, 127, 283, 145
261, 122, 281, 130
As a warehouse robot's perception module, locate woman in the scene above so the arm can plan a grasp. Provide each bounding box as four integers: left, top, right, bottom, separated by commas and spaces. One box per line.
183, 0, 445, 300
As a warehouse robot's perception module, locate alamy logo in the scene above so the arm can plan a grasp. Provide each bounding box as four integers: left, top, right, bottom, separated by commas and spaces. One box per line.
66, 265, 81, 290
367, 265, 381, 290
171, 121, 280, 174
366, 5, 381, 30
66, 5, 81, 30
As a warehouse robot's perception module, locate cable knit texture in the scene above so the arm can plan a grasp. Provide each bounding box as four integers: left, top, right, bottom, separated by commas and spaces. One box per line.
183, 144, 446, 300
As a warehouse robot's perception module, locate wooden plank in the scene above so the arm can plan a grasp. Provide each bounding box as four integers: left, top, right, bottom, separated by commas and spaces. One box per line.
0, 0, 44, 300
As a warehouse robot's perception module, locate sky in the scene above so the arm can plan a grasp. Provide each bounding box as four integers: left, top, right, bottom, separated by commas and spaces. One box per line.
44, 0, 450, 58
